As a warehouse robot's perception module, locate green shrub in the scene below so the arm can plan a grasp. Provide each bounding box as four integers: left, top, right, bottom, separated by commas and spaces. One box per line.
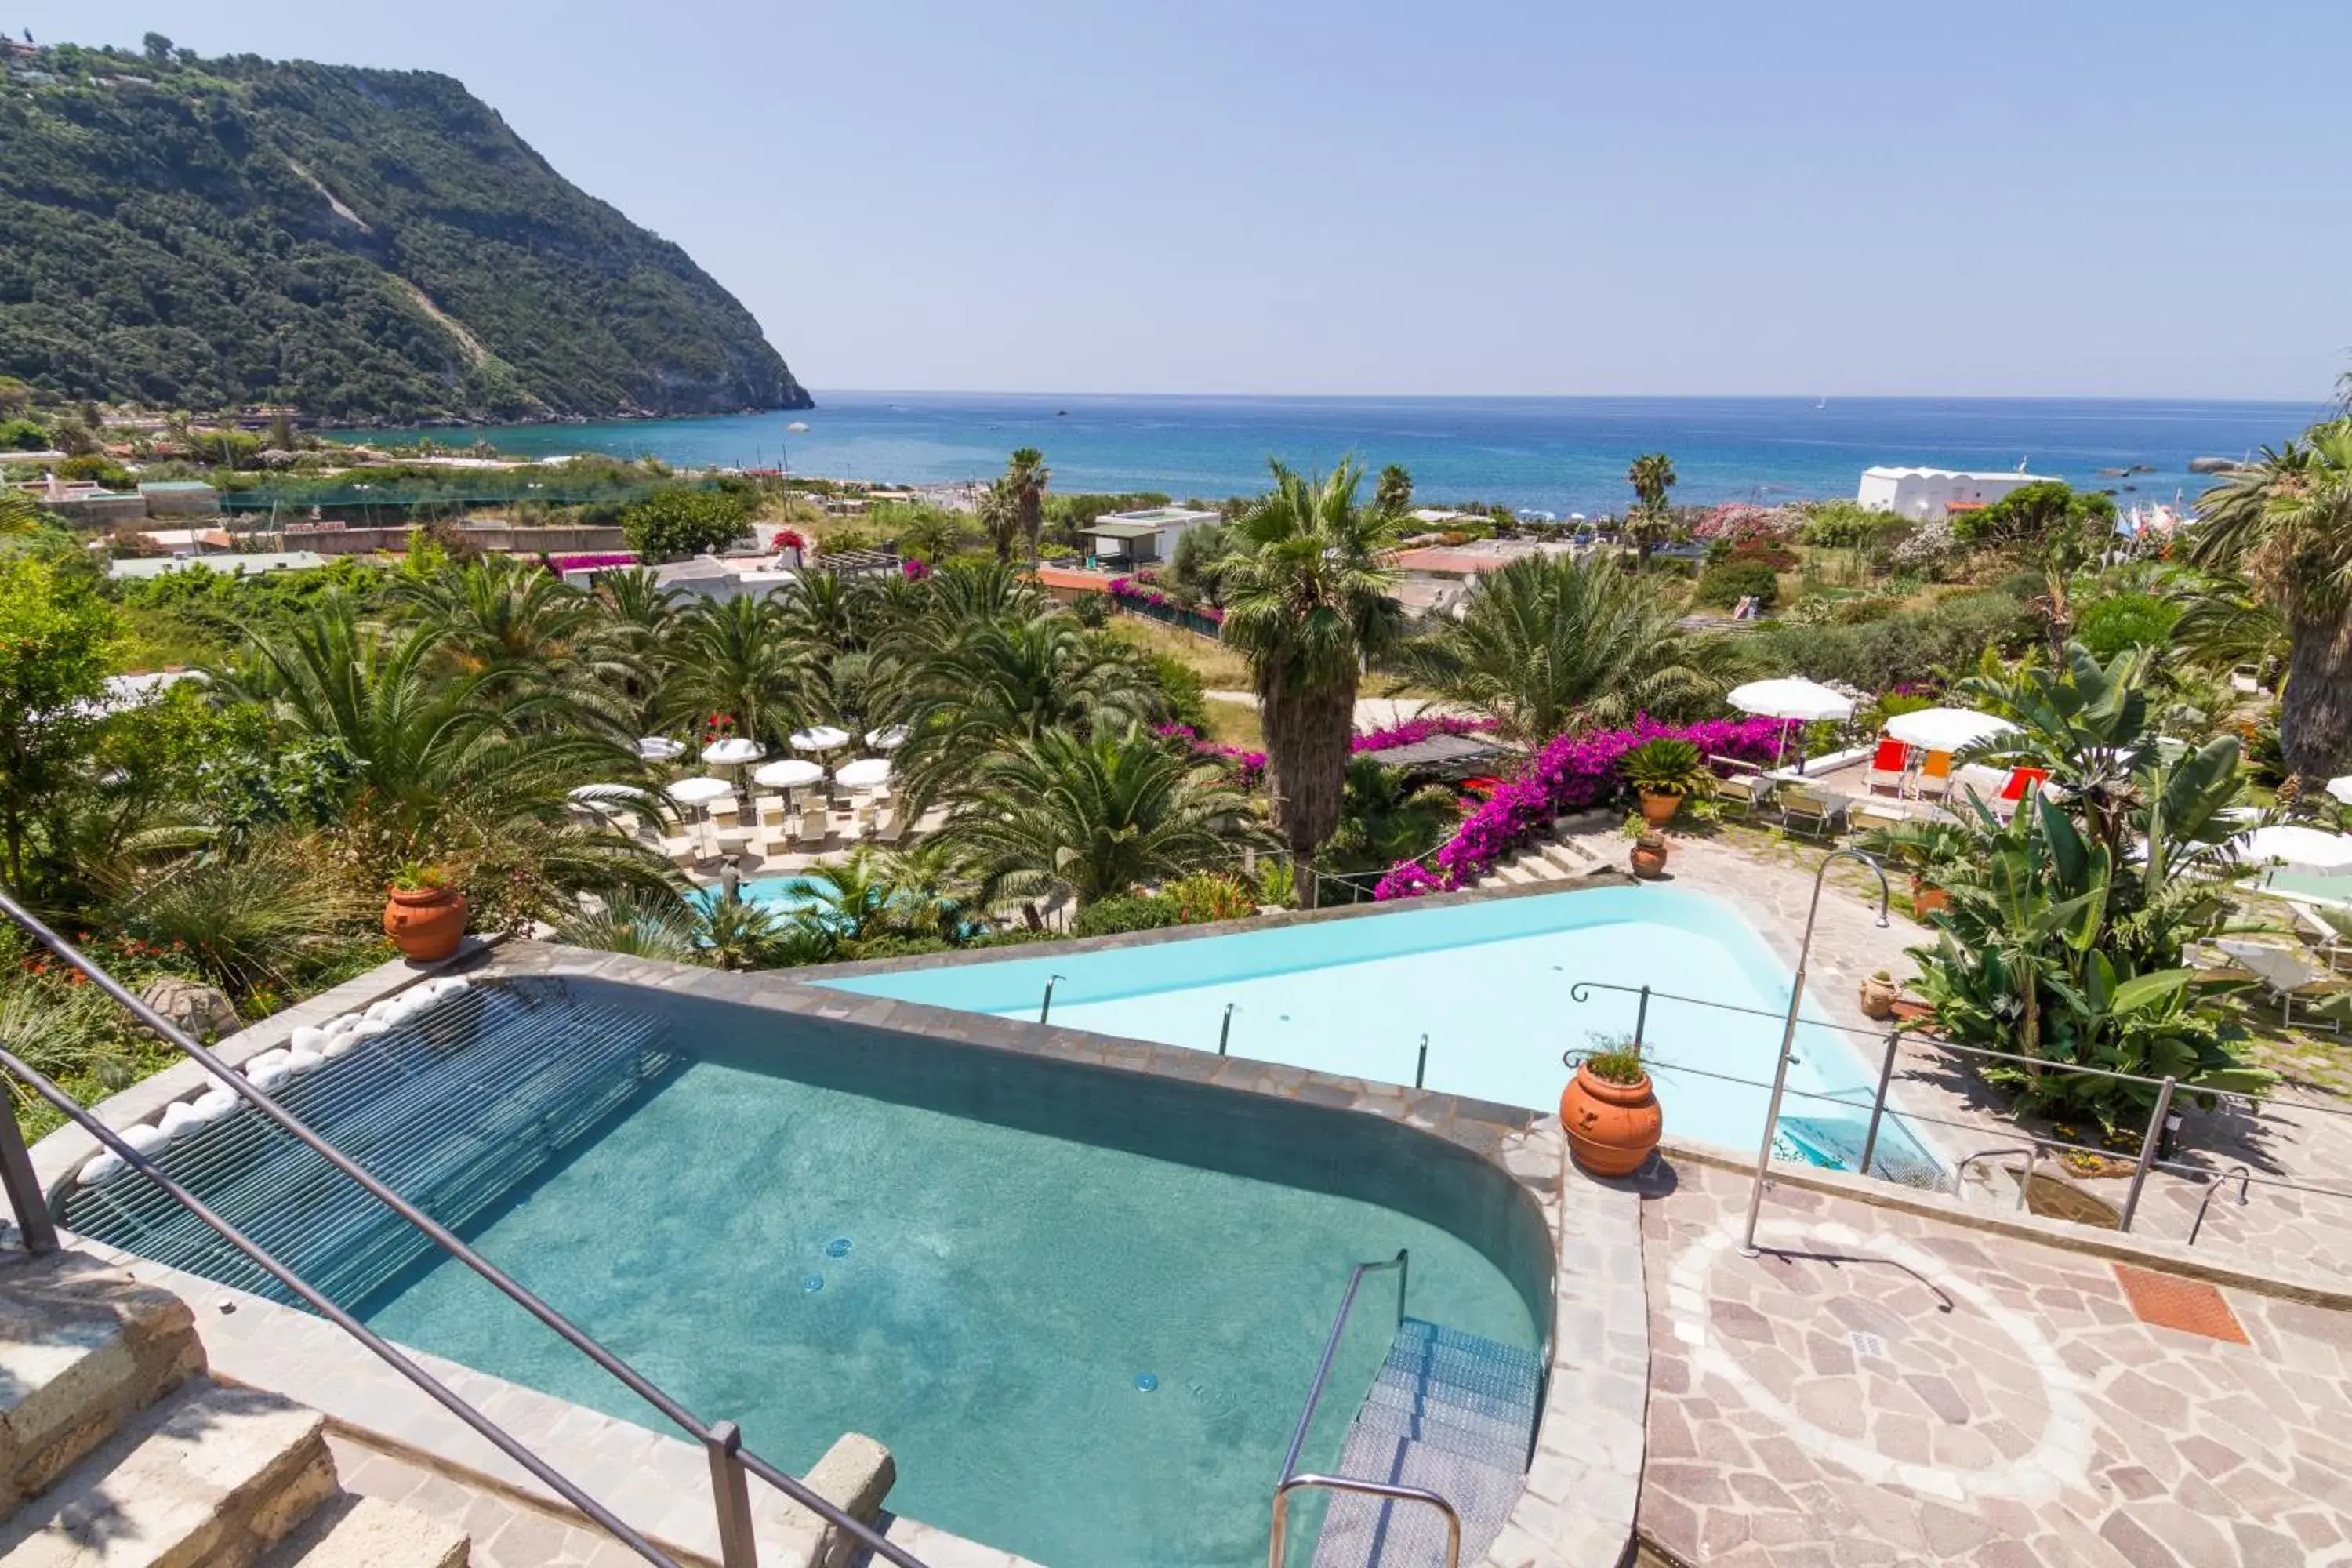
1695, 558, 1778, 610
1072, 894, 1179, 938
848, 934, 956, 960
1745, 591, 2033, 690
1149, 652, 1208, 729
2075, 592, 2181, 659
619, 485, 751, 561
0, 419, 49, 452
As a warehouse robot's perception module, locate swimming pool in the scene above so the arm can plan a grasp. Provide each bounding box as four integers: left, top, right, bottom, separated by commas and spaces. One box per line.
692, 874, 829, 914
65, 976, 1547, 1566
824, 884, 1940, 1178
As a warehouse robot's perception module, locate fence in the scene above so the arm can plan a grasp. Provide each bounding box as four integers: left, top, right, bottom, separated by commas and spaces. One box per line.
1562, 978, 2352, 1247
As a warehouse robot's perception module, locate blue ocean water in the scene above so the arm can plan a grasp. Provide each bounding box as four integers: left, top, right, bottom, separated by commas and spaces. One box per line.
341, 392, 2321, 517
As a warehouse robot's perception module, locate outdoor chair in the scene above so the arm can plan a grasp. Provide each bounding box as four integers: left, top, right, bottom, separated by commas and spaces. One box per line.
795, 808, 829, 848
1864, 738, 1912, 797
1777, 784, 1840, 841
1708, 757, 1766, 819
2290, 904, 2352, 976
2001, 766, 2051, 804
875, 807, 907, 845
1849, 797, 1912, 837
1912, 750, 1955, 800
755, 795, 789, 830
2212, 938, 2350, 1031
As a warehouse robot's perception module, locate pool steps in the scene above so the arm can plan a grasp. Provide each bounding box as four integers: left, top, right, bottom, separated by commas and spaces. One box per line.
1472, 822, 1606, 893
1312, 1316, 1541, 1568
0, 1250, 469, 1566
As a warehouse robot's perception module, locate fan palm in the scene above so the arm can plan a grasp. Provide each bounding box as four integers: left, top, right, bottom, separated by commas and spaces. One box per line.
397, 557, 642, 729
2186, 420, 2352, 787
658, 594, 818, 750
1625, 452, 1678, 570
2166, 569, 2287, 684
1004, 448, 1051, 563
937, 728, 1263, 909
549, 889, 702, 964
977, 478, 1021, 564
1213, 459, 1405, 888
1403, 553, 1738, 741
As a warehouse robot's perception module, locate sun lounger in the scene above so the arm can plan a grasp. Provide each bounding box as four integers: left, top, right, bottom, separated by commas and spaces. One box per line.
2291, 904, 2352, 975
661, 835, 702, 870
1865, 738, 1911, 797
1849, 797, 1912, 836
1913, 750, 1954, 800
2213, 938, 2350, 1030
755, 794, 789, 830
795, 808, 829, 848
875, 807, 907, 845
1777, 784, 1840, 841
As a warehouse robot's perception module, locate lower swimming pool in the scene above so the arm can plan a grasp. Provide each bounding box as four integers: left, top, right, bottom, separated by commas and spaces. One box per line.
66, 975, 1547, 1567
823, 884, 1941, 1178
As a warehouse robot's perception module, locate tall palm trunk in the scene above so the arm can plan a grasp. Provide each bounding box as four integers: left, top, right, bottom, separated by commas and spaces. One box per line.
2282, 612, 2352, 789
1261, 673, 1355, 908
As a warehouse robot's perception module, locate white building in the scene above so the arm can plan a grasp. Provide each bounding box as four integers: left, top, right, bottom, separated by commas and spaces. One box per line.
1856, 466, 2055, 521
1078, 506, 1221, 566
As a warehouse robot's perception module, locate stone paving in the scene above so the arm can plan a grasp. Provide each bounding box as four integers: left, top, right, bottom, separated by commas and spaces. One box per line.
329, 1436, 651, 1568
1639, 1158, 2352, 1566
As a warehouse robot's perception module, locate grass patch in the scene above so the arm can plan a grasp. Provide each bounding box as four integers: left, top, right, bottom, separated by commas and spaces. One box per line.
1202, 697, 1264, 750
1105, 613, 1253, 690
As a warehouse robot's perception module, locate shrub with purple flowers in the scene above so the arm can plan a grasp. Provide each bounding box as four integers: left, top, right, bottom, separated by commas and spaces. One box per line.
1155, 722, 1266, 786
1349, 714, 1499, 754
1109, 575, 1226, 629
550, 553, 638, 573
1370, 715, 1786, 898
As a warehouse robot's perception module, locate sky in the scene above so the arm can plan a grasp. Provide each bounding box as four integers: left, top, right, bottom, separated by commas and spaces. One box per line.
17, 1, 2351, 401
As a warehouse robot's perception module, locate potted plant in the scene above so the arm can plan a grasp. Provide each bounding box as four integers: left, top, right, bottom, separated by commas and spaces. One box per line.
1618, 737, 1711, 828
1559, 1034, 1663, 1177
1860, 968, 1898, 1019
383, 862, 468, 963
1858, 818, 1969, 919
1630, 830, 1669, 879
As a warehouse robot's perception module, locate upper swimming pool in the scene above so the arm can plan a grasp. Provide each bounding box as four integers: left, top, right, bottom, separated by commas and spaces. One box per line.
823, 884, 1940, 1178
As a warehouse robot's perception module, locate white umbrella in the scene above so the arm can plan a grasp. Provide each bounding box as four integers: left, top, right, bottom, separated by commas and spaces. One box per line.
1884, 707, 2020, 754
2231, 824, 2352, 873
790, 725, 851, 753
2327, 776, 2352, 807
665, 776, 733, 807
1728, 677, 1855, 723
834, 757, 893, 790
866, 724, 910, 750
703, 737, 766, 766
633, 736, 684, 761
754, 758, 825, 789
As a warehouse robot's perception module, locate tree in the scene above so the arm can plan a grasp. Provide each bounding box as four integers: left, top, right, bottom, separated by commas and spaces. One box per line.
977, 477, 1020, 564
397, 556, 642, 723
1374, 464, 1414, 517
1004, 448, 1050, 563
1213, 459, 1405, 894
2186, 421, 2352, 789
1404, 553, 1741, 742
142, 32, 174, 62
658, 594, 816, 750
0, 556, 119, 891
619, 486, 750, 562
1165, 520, 1231, 605
1950, 481, 2116, 551
1326, 758, 1458, 874
1624, 452, 1678, 569
936, 728, 1262, 910
891, 506, 966, 564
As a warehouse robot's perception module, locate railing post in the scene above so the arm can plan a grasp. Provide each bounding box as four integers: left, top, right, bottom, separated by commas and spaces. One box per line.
1632, 985, 1650, 1053
703, 1420, 760, 1568
2118, 1076, 2176, 1234
0, 1091, 58, 1254
1856, 1030, 1900, 1179
1414, 1035, 1429, 1088
1218, 1004, 1235, 1057
1038, 975, 1064, 1025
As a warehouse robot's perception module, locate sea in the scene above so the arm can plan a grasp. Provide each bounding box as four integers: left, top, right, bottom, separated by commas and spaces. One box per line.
337, 393, 2325, 517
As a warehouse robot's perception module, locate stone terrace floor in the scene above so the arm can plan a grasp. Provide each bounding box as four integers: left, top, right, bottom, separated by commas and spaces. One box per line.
1637, 1159, 2352, 1567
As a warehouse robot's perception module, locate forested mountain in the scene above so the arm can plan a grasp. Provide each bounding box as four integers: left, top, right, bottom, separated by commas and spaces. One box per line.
0, 39, 811, 423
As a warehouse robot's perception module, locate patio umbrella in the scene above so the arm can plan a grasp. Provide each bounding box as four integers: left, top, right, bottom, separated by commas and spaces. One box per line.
834, 757, 893, 790
2328, 776, 2352, 807
633, 736, 684, 762
1728, 677, 1854, 768
664, 775, 735, 852
2231, 824, 2352, 873
866, 724, 910, 750
1883, 707, 2020, 755
703, 737, 766, 767
790, 725, 851, 753
753, 758, 825, 789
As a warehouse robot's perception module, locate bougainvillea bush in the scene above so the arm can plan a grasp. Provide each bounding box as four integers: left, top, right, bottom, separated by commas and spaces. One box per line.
1109, 575, 1225, 626
1371, 716, 1787, 898
1156, 723, 1265, 786
1349, 714, 1499, 754
549, 553, 637, 572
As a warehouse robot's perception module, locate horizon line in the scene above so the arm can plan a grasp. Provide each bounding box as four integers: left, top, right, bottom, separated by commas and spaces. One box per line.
799, 387, 2327, 408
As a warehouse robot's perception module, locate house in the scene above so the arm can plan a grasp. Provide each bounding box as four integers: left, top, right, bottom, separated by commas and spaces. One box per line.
1077, 506, 1220, 567
1856, 466, 2054, 521
109, 551, 327, 581
136, 481, 221, 517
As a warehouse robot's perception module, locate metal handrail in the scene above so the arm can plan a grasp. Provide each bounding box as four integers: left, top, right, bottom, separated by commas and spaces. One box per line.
2188, 1164, 2253, 1246
1265, 1250, 1457, 1566
0, 890, 931, 1568
1269, 1474, 1462, 1568
0, 1045, 681, 1567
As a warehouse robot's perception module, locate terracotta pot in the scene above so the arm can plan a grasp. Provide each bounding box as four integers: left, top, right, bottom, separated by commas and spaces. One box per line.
383, 884, 468, 963
1859, 975, 1898, 1020
1910, 876, 1949, 916
1630, 835, 1669, 880
1559, 1063, 1663, 1178
1638, 790, 1681, 827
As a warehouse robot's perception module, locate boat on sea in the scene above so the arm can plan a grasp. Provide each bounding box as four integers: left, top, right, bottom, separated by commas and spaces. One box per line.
786, 420, 809, 432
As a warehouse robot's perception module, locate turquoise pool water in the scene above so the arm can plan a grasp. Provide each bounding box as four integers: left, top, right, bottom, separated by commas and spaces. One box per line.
2263, 869, 2352, 908
692, 874, 829, 914
825, 885, 1939, 1176
347, 984, 1544, 1566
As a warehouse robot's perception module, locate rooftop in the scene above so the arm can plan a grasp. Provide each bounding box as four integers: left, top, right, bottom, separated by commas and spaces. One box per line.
1091, 506, 1219, 528
1862, 465, 2057, 483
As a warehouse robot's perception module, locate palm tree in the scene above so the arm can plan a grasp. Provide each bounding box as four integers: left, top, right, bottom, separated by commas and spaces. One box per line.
977, 478, 1021, 565
2165, 570, 2286, 685
1374, 464, 1414, 517
1325, 758, 1459, 874
549, 889, 702, 964
2187, 421, 2352, 787
1403, 553, 1740, 742
658, 594, 818, 750
1213, 459, 1405, 891
397, 557, 641, 727
1004, 448, 1051, 563
1624, 452, 1678, 570
894, 508, 967, 565
936, 727, 1262, 910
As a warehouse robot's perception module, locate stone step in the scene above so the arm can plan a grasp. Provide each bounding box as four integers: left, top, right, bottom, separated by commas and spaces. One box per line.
0, 1378, 337, 1566
1538, 840, 1595, 872
1494, 862, 1537, 886
0, 1254, 205, 1515
261, 1494, 469, 1568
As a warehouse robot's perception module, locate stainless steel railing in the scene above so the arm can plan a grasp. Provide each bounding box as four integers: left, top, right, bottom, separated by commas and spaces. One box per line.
0, 889, 931, 1568
1266, 1250, 1465, 1568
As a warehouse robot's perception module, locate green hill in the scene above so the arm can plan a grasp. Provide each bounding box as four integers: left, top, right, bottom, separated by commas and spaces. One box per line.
0, 40, 811, 423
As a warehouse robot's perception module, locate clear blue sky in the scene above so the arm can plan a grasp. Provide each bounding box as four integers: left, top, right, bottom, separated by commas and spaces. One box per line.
20, 1, 2351, 400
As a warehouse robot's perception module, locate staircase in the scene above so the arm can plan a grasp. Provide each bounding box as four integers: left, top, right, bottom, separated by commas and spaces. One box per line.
0, 1250, 469, 1567
1308, 1318, 1541, 1568
1471, 816, 1611, 893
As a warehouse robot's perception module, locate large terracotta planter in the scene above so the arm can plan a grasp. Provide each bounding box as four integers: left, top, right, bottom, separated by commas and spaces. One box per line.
1630, 834, 1669, 880
383, 884, 468, 963
1859, 975, 1898, 1020
1638, 790, 1681, 827
1911, 877, 1950, 916
1559, 1063, 1663, 1177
